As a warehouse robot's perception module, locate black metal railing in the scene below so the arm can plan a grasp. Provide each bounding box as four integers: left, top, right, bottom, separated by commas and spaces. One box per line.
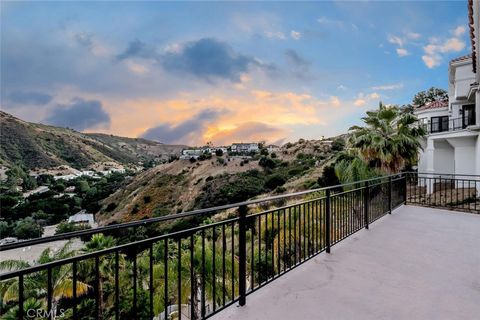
406, 172, 480, 213
423, 116, 477, 134
0, 172, 477, 319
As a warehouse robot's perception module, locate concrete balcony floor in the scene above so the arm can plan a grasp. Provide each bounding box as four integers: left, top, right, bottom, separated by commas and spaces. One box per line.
213, 206, 480, 320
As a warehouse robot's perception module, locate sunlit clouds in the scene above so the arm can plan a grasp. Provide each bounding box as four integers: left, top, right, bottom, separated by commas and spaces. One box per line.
1, 1, 471, 146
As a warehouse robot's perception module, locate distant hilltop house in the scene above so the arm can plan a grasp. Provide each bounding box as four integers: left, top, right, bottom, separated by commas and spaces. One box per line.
231, 143, 260, 154
266, 144, 280, 153
68, 210, 96, 227
414, 2, 479, 193
180, 149, 204, 160
53, 168, 125, 181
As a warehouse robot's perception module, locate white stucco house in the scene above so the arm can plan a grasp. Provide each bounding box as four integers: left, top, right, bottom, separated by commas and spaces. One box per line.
231, 143, 259, 154
415, 1, 479, 193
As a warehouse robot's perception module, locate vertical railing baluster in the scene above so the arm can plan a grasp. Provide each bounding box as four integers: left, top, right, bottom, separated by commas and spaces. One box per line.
277, 210, 281, 274
164, 239, 169, 320
364, 181, 369, 229
115, 251, 119, 320
288, 207, 292, 268
72, 261, 77, 320
283, 208, 286, 272
222, 224, 226, 306
47, 267, 52, 318
177, 239, 182, 320
201, 230, 206, 318
389, 176, 393, 214
326, 189, 331, 253
18, 274, 24, 320
238, 205, 247, 306
95, 256, 99, 320
212, 226, 216, 312
133, 250, 137, 318
190, 235, 195, 320
231, 221, 235, 299
251, 221, 254, 290
149, 244, 154, 320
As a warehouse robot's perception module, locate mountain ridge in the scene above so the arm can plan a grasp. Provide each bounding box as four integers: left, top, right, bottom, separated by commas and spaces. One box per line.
0, 110, 186, 170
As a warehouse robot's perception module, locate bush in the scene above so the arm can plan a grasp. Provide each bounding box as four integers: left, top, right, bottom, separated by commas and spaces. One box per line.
317, 164, 340, 187
215, 149, 224, 156
55, 221, 91, 235
270, 152, 277, 158
105, 203, 117, 212
52, 183, 66, 192
264, 174, 287, 190
13, 217, 43, 239
331, 138, 345, 152
259, 156, 276, 169
143, 195, 152, 204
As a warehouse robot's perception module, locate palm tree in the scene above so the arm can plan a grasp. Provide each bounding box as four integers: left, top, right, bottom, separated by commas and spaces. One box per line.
80, 234, 123, 320
0, 242, 90, 319
337, 102, 425, 181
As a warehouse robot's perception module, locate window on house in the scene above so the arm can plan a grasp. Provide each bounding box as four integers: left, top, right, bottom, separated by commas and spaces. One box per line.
430, 116, 449, 133
461, 104, 476, 128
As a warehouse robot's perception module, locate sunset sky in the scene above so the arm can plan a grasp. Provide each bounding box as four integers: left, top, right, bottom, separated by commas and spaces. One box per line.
1, 1, 471, 146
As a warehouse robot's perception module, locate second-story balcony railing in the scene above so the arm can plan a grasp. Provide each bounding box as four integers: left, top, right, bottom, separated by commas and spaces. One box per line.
422, 115, 477, 134
0, 173, 478, 320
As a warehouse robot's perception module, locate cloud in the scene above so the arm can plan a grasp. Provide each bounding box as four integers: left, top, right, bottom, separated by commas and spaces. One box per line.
330, 96, 341, 107
284, 49, 311, 79
453, 26, 466, 37
387, 31, 420, 57
388, 35, 404, 47
354, 98, 366, 107
290, 30, 302, 40
141, 109, 224, 144
208, 122, 287, 146
116, 39, 157, 60
5, 91, 53, 105
160, 38, 262, 82
406, 32, 421, 40
265, 31, 286, 40
354, 92, 380, 107
421, 26, 466, 68
371, 83, 403, 91
44, 97, 110, 131
396, 48, 409, 57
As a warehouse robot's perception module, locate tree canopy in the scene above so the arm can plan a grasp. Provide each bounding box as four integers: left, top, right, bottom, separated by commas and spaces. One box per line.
412, 87, 448, 106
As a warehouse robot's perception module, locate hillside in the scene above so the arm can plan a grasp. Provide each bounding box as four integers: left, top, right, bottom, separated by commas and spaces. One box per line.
97, 137, 345, 224
0, 111, 186, 170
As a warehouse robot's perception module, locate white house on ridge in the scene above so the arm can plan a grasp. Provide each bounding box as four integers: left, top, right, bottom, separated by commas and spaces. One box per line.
415, 1, 479, 193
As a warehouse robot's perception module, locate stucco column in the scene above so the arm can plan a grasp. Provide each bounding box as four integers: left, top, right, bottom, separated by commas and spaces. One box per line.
476, 90, 480, 126
425, 138, 435, 194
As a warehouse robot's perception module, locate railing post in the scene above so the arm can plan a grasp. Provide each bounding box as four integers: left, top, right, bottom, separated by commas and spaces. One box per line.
388, 176, 393, 214
364, 181, 369, 229
325, 189, 331, 253
238, 205, 248, 306
403, 173, 408, 204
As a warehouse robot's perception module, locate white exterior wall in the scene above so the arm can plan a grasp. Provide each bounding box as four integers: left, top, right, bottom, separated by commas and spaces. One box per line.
433, 141, 454, 174
415, 54, 479, 194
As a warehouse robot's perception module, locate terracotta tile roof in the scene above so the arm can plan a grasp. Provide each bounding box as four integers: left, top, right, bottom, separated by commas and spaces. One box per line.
468, 0, 476, 73
450, 54, 472, 63
415, 100, 448, 111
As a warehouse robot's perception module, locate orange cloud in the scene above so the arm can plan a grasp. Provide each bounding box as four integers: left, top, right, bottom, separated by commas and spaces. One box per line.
88, 88, 373, 146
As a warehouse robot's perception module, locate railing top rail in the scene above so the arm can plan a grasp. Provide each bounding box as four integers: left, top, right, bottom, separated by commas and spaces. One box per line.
0, 215, 241, 280
0, 173, 403, 252
411, 172, 480, 178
